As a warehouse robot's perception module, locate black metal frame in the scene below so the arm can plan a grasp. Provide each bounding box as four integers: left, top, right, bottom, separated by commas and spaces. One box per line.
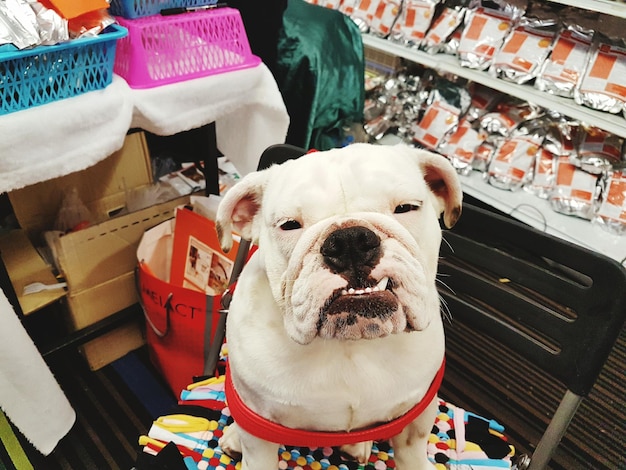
438, 203, 626, 469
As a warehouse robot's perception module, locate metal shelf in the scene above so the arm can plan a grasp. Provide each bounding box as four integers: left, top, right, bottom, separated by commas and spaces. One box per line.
368, 31, 626, 265
376, 133, 626, 265
362, 35, 626, 139
547, 0, 626, 18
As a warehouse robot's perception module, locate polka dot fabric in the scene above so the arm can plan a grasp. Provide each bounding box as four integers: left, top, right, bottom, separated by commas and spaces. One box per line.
141, 399, 513, 470
140, 355, 514, 469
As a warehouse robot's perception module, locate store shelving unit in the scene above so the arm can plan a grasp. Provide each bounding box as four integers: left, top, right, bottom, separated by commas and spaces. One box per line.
363, 0, 626, 265
548, 0, 626, 18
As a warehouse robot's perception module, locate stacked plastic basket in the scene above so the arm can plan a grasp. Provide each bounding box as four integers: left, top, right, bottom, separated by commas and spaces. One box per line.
111, 0, 261, 88
0, 25, 127, 115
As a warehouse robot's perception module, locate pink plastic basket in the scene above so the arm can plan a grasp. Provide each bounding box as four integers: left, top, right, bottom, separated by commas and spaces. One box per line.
113, 8, 261, 88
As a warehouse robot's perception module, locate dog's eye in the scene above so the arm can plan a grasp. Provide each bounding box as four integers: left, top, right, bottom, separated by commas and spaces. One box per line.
279, 220, 302, 231
394, 204, 420, 214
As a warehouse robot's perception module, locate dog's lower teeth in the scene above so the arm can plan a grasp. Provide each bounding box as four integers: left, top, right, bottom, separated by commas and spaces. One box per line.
341, 277, 390, 296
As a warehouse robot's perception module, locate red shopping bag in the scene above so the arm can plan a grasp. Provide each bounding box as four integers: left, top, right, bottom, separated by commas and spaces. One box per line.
136, 214, 240, 395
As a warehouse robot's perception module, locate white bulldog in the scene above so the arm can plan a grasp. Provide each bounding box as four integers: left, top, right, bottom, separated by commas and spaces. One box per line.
215, 143, 462, 469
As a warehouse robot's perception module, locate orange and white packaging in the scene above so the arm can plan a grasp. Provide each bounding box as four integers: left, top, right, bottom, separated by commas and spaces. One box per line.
574, 126, 625, 174
525, 147, 557, 199
390, 0, 440, 47
339, 0, 358, 16
466, 82, 503, 122
472, 141, 496, 172
422, 5, 467, 53
439, 118, 488, 175
594, 170, 626, 235
369, 0, 402, 38
535, 25, 593, 98
458, 6, 521, 70
479, 99, 542, 137
487, 131, 544, 191
491, 18, 557, 84
575, 35, 626, 115
412, 99, 461, 150
350, 0, 383, 30
549, 156, 600, 220
411, 83, 470, 150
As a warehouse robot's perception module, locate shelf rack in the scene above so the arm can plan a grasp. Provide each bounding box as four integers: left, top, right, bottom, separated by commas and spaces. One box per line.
361, 35, 626, 138
363, 1, 626, 265
547, 0, 626, 18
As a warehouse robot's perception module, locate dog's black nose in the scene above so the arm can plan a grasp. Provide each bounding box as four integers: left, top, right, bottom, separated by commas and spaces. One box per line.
321, 226, 381, 274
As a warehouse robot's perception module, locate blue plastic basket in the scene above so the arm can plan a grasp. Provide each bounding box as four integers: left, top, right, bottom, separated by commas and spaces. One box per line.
110, 0, 216, 19
0, 25, 127, 116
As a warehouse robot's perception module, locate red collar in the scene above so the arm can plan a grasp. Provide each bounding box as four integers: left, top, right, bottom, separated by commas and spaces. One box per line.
225, 358, 445, 447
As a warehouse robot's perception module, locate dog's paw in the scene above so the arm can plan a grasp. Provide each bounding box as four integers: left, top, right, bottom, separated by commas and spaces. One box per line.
218, 423, 243, 461
338, 441, 373, 464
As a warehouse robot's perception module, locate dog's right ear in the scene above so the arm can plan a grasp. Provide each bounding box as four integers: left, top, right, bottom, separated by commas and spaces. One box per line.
215, 171, 268, 253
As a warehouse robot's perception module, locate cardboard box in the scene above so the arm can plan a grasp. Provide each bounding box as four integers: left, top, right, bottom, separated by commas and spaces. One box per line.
8, 131, 191, 369
10, 131, 153, 239
0, 229, 65, 316
79, 321, 145, 371
45, 194, 188, 323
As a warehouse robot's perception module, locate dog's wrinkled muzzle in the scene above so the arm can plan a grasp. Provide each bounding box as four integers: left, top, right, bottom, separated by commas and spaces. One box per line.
317, 226, 404, 340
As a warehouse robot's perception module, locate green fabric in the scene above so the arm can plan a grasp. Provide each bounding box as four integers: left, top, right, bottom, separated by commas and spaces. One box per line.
276, 0, 365, 150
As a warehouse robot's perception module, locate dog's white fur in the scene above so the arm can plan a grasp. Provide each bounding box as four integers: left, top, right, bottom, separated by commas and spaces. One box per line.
215, 143, 462, 469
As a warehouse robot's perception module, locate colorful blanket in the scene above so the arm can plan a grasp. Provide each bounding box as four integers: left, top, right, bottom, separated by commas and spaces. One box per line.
139, 372, 515, 470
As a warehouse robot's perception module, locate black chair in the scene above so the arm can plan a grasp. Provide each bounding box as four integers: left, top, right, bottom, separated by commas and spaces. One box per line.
438, 203, 626, 469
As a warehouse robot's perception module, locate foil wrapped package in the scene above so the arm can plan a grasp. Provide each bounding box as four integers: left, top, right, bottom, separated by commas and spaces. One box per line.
575, 34, 626, 115
439, 117, 488, 175
542, 115, 579, 157
479, 98, 543, 136
0, 0, 40, 49
29, 2, 68, 45
525, 147, 557, 199
490, 15, 557, 84
363, 71, 427, 141
550, 156, 601, 220
369, 0, 402, 38
422, 1, 468, 54
350, 0, 375, 33
411, 78, 471, 150
486, 117, 546, 191
473, 141, 496, 172
364, 115, 394, 140
574, 126, 625, 175
390, 0, 441, 48
535, 24, 593, 98
458, 3, 525, 70
466, 82, 503, 121
593, 170, 626, 236
339, 0, 359, 17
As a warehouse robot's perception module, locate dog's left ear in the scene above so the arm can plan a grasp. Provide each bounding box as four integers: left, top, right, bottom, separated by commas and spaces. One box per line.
215, 170, 268, 253
417, 150, 463, 228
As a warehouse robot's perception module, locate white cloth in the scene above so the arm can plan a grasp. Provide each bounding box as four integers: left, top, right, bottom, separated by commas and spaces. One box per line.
0, 293, 76, 455
0, 63, 289, 193
130, 64, 290, 176
0, 76, 133, 193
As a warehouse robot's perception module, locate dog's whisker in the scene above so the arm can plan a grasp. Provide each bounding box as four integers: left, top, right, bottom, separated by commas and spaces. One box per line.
439, 295, 453, 323
441, 235, 455, 253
